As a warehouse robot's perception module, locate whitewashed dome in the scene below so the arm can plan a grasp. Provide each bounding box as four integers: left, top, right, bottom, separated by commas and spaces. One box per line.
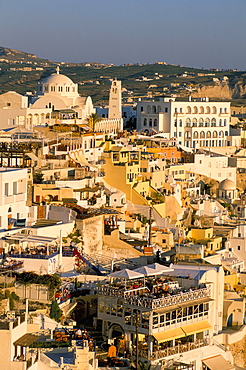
219, 178, 236, 190
38, 66, 78, 96
41, 73, 74, 85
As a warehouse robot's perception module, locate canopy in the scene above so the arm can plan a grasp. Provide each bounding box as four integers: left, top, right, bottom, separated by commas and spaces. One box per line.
182, 320, 212, 336
153, 328, 184, 343
146, 263, 174, 273
202, 355, 234, 370
14, 334, 39, 347
109, 269, 144, 280
134, 266, 163, 276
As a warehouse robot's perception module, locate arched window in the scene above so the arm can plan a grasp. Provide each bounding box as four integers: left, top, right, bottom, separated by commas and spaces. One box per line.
199, 118, 204, 127
212, 106, 217, 114
149, 119, 152, 127
205, 118, 210, 127
225, 131, 228, 136
192, 118, 197, 127
185, 118, 191, 127
154, 119, 157, 127
200, 106, 204, 114
200, 131, 205, 138
147, 105, 151, 113
212, 131, 218, 138
206, 131, 211, 138
152, 105, 157, 114
219, 131, 224, 137
179, 119, 182, 127
143, 118, 147, 126
185, 131, 191, 139
193, 106, 198, 114
158, 105, 162, 112
206, 106, 211, 114
186, 106, 191, 114
224, 119, 227, 126
219, 119, 222, 126
193, 131, 198, 139
211, 118, 216, 127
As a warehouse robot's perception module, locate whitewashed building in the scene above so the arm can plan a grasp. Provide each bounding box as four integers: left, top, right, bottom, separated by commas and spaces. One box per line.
136, 97, 231, 148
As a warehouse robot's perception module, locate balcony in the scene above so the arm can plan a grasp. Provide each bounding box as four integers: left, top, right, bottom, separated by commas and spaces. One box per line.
136, 338, 209, 360
4, 195, 14, 204
97, 286, 210, 309
15, 193, 25, 202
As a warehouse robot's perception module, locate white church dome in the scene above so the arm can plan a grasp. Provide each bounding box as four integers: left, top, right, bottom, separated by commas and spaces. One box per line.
219, 178, 236, 190
41, 73, 74, 85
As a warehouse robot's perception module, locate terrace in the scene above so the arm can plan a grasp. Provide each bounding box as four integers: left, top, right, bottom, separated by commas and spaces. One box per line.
97, 278, 210, 310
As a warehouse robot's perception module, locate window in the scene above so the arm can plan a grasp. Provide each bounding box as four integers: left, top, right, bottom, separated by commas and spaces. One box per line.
143, 118, 147, 126
154, 119, 157, 127
13, 182, 17, 195
149, 119, 152, 127
7, 103, 11, 107
140, 107, 143, 112
238, 246, 241, 251
5, 183, 9, 196
165, 107, 168, 113
179, 132, 181, 137
175, 108, 178, 113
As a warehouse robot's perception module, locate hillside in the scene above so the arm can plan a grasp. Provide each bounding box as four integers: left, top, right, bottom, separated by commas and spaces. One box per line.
0, 46, 246, 105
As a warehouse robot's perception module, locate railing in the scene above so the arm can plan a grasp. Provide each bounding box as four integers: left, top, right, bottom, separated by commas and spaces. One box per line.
10, 251, 58, 260
135, 338, 209, 360
97, 286, 211, 309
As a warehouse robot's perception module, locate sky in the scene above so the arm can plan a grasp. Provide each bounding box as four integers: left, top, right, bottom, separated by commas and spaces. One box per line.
1, 0, 246, 70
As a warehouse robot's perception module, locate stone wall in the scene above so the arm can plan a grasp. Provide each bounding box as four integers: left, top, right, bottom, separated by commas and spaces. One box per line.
76, 215, 104, 255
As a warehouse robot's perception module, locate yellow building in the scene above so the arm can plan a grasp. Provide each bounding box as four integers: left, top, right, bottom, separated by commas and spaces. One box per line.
33, 184, 73, 204
103, 147, 153, 205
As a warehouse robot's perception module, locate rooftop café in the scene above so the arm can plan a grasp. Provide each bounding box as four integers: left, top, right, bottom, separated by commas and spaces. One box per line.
97, 264, 212, 361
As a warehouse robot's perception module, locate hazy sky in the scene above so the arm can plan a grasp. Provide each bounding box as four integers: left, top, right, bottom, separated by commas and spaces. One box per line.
1, 0, 246, 70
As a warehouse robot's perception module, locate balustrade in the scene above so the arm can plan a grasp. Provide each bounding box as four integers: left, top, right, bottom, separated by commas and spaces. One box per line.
97, 286, 210, 309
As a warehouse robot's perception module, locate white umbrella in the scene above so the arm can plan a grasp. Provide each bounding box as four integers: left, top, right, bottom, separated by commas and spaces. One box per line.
134, 266, 162, 276
146, 263, 174, 274
108, 269, 144, 279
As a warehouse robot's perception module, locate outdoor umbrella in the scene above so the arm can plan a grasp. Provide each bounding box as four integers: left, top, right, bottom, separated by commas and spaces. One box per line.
146, 263, 174, 274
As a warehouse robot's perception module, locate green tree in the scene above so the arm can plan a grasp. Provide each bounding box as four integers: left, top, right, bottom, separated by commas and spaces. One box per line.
50, 299, 62, 322
33, 172, 44, 184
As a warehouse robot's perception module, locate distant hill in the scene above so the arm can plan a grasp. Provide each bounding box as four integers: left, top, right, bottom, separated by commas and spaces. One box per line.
0, 46, 246, 105
0, 46, 55, 65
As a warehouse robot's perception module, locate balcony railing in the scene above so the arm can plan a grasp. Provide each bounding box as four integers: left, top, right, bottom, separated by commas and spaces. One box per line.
136, 338, 209, 360
97, 286, 210, 309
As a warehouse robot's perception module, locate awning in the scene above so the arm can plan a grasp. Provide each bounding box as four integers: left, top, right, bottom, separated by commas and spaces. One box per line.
153, 327, 184, 343
202, 355, 234, 370
182, 320, 212, 336
14, 333, 39, 347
